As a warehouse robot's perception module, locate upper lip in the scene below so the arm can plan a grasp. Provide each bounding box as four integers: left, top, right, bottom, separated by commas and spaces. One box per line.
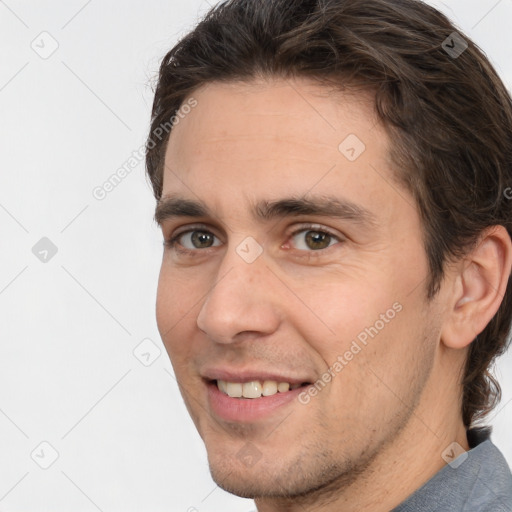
201, 367, 314, 384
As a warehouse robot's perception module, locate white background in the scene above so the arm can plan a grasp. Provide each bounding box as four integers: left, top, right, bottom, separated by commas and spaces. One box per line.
0, 1, 511, 511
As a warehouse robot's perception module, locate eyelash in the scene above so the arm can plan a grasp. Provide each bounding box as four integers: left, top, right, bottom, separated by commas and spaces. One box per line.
164, 223, 343, 257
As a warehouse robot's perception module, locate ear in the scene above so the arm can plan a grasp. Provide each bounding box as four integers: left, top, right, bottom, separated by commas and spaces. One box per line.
441, 226, 512, 349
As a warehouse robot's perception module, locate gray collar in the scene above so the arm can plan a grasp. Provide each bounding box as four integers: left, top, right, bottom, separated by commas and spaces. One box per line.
393, 428, 512, 511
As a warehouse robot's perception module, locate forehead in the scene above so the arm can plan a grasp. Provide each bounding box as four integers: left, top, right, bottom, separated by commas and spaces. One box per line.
166, 78, 382, 161
162, 78, 404, 221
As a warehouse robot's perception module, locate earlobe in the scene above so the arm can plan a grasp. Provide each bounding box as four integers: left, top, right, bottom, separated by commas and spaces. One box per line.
441, 226, 512, 350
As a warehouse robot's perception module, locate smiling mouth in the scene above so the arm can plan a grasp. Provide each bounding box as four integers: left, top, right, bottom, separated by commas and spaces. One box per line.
216, 379, 310, 399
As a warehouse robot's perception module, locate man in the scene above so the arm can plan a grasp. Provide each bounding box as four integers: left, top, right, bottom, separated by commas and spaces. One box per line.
145, 0, 512, 510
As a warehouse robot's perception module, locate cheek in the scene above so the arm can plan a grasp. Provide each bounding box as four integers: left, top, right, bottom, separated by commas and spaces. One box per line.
289, 274, 398, 356
329, 291, 434, 408
155, 266, 201, 355
293, 265, 429, 392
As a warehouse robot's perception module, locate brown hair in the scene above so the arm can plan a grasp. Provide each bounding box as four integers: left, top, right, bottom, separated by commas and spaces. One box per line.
146, 0, 512, 427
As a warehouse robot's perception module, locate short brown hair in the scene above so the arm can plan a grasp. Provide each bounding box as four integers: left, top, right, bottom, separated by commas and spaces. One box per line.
146, 0, 512, 427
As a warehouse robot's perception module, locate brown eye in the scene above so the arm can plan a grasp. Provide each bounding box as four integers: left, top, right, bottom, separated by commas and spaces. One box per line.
171, 230, 221, 250
190, 231, 215, 248
305, 231, 332, 250
290, 229, 339, 251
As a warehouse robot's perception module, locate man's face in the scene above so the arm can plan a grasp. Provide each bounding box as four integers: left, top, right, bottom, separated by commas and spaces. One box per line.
156, 78, 443, 499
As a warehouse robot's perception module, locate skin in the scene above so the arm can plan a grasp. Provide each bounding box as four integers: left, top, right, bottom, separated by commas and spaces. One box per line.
154, 78, 512, 511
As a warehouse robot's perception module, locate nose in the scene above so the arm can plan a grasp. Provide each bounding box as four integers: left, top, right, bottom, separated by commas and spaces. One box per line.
196, 246, 282, 344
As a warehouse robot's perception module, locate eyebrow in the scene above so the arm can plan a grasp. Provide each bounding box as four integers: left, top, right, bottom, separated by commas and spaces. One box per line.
154, 194, 377, 227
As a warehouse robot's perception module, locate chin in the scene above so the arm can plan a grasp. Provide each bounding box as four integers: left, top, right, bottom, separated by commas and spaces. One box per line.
205, 445, 357, 501
209, 463, 303, 499
206, 444, 288, 497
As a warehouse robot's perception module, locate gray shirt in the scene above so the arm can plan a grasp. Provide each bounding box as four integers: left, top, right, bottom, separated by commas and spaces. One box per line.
393, 428, 512, 511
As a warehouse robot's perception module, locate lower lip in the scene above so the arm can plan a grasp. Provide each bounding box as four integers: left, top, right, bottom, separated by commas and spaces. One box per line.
207, 381, 307, 423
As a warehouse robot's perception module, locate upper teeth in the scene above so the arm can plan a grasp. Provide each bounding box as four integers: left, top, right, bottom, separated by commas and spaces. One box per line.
217, 380, 301, 399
